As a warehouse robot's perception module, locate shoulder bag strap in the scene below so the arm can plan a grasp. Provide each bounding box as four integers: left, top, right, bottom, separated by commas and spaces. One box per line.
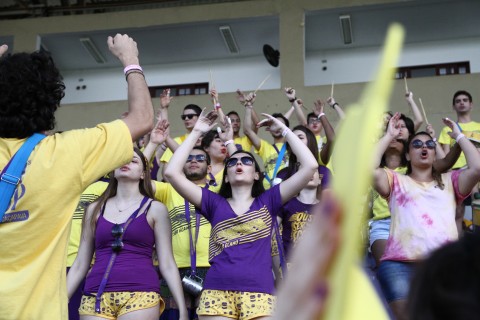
0, 133, 46, 223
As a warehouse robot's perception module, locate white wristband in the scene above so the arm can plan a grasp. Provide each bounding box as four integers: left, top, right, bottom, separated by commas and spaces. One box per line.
455, 133, 465, 143
281, 128, 291, 137
123, 64, 143, 75
317, 112, 325, 119
224, 139, 234, 147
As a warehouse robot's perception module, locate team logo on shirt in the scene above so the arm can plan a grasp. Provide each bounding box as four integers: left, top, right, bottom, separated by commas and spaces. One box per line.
289, 211, 312, 243
1, 183, 29, 223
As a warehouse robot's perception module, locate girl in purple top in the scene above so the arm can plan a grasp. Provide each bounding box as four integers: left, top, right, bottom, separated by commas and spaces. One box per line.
165, 109, 318, 320
67, 148, 188, 320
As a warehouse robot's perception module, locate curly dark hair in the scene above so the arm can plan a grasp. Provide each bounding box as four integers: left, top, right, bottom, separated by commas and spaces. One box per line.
0, 51, 65, 138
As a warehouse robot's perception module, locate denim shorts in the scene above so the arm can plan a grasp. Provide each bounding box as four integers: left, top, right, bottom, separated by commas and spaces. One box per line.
369, 218, 391, 248
376, 260, 415, 302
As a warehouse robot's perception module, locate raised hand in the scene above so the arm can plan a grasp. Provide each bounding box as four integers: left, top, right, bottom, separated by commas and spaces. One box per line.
313, 99, 324, 116
150, 118, 170, 145
107, 34, 139, 67
210, 88, 219, 105
285, 87, 296, 101
257, 113, 288, 132
0, 44, 8, 58
236, 89, 256, 106
217, 116, 233, 142
426, 123, 436, 138
326, 97, 336, 107
193, 109, 218, 134
443, 117, 462, 140
405, 91, 414, 102
159, 89, 173, 109
386, 112, 402, 139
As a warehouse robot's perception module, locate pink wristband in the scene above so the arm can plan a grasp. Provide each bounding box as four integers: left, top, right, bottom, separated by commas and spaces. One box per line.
123, 64, 143, 75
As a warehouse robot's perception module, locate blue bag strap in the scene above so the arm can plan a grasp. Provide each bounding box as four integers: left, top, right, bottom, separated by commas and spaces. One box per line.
0, 133, 46, 223
264, 143, 287, 186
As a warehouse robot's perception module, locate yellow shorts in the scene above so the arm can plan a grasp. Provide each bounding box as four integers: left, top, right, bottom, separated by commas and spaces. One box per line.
79, 291, 165, 319
197, 289, 275, 320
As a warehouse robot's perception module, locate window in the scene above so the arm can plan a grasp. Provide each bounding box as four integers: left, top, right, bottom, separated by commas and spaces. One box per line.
149, 82, 209, 98
395, 61, 470, 79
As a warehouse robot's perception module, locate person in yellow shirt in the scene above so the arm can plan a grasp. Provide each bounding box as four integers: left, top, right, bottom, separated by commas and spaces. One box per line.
0, 34, 154, 320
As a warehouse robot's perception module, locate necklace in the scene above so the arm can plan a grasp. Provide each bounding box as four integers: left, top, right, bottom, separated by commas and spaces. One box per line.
114, 197, 141, 212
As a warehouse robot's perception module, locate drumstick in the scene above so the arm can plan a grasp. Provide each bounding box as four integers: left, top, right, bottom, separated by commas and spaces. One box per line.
331, 81, 334, 97
404, 76, 409, 93
418, 98, 429, 125
209, 69, 217, 105
253, 74, 271, 94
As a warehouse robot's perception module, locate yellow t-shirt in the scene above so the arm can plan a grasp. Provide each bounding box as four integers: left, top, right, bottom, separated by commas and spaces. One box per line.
159, 133, 189, 163
154, 177, 220, 268
0, 120, 133, 320
233, 135, 253, 152
255, 140, 288, 189
438, 121, 480, 169
66, 181, 108, 266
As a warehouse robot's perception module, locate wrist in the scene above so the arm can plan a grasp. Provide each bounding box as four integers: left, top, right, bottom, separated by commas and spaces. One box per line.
281, 128, 291, 137
224, 139, 234, 147
317, 112, 326, 119
331, 102, 339, 109
123, 64, 142, 75
288, 97, 297, 103
455, 133, 465, 143
215, 103, 221, 110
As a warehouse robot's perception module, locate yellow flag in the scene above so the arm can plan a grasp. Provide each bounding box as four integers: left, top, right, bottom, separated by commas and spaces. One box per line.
323, 23, 405, 320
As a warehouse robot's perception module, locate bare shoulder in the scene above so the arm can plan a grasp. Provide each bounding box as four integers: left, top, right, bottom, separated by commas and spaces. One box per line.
147, 200, 169, 219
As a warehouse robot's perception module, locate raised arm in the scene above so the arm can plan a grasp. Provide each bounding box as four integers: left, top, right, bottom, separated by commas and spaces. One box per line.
142, 118, 169, 161
285, 87, 308, 126
151, 201, 188, 320
405, 92, 424, 132
327, 97, 346, 120
316, 99, 336, 165
373, 113, 401, 197
66, 205, 96, 299
237, 89, 259, 132
239, 91, 262, 150
107, 34, 154, 141
217, 116, 237, 155
426, 123, 446, 159
256, 115, 317, 203
157, 89, 173, 123
444, 118, 480, 195
164, 109, 218, 207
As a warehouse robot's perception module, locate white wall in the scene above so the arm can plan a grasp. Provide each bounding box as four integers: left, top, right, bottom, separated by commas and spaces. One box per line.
62, 36, 480, 104
305, 36, 480, 86
62, 56, 281, 104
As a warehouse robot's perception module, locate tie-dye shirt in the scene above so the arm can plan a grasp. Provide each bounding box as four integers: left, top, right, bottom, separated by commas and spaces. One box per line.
200, 185, 281, 294
381, 169, 468, 262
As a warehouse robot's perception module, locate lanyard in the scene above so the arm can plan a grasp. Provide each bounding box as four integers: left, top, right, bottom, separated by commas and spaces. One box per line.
185, 199, 201, 275
95, 196, 149, 313
264, 143, 287, 186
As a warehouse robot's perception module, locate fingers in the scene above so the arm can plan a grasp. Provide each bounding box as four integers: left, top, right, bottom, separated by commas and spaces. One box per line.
0, 44, 9, 57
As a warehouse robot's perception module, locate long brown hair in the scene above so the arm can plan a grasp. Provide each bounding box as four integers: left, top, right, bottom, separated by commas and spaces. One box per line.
85, 148, 155, 234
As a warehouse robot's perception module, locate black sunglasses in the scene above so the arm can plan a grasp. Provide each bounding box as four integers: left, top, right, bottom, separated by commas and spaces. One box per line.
111, 224, 124, 253
411, 139, 436, 150
181, 114, 199, 121
186, 154, 207, 163
226, 156, 254, 167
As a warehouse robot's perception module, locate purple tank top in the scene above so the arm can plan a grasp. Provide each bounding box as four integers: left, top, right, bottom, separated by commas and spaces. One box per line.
83, 201, 160, 293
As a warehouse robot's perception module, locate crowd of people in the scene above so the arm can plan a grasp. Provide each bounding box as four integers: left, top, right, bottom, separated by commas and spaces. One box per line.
1, 33, 479, 320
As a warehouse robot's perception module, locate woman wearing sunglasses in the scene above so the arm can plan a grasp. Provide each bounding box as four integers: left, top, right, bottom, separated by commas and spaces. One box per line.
165, 109, 318, 319
67, 148, 188, 320
372, 113, 480, 320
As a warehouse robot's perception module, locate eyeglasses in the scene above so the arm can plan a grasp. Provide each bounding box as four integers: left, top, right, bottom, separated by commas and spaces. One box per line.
229, 118, 241, 123
181, 114, 199, 121
226, 156, 254, 167
308, 118, 321, 124
186, 154, 207, 163
411, 139, 436, 150
111, 224, 124, 252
